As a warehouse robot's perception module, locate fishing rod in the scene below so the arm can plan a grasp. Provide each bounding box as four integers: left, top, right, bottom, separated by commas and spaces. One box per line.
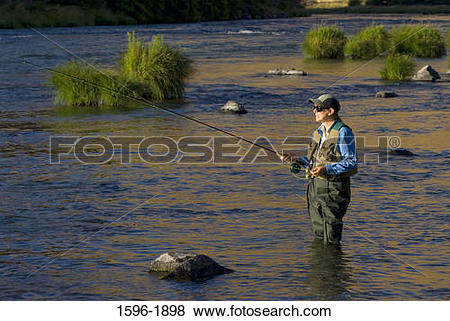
21, 28, 429, 278
24, 24, 429, 159
18, 58, 285, 157
23, 27, 311, 166
18, 56, 312, 178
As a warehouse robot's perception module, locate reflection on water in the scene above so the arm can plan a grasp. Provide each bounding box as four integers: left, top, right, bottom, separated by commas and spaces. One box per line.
306, 239, 351, 300
0, 15, 449, 300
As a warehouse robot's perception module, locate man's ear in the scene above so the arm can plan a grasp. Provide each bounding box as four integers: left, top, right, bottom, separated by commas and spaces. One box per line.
328, 108, 335, 116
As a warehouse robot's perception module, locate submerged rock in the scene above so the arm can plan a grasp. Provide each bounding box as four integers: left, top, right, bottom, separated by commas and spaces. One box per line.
412, 65, 440, 82
148, 252, 234, 281
220, 100, 247, 114
268, 69, 307, 76
376, 91, 398, 98
388, 148, 416, 157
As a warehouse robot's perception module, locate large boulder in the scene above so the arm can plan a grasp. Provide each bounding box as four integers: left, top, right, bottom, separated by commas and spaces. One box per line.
268, 68, 307, 76
220, 100, 247, 114
148, 252, 234, 281
412, 65, 440, 82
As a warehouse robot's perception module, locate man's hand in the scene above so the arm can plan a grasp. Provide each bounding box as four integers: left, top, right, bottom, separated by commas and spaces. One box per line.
311, 166, 327, 177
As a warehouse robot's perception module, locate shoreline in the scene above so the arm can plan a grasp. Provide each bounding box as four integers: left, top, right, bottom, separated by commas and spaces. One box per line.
1, 4, 450, 30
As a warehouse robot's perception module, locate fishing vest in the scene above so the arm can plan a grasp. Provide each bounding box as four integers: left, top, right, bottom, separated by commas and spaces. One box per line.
306, 119, 357, 180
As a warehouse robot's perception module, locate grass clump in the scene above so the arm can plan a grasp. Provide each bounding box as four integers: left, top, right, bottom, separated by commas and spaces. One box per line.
50, 32, 193, 108
120, 32, 193, 101
50, 61, 133, 107
389, 24, 446, 58
380, 54, 416, 81
302, 25, 347, 59
345, 24, 390, 59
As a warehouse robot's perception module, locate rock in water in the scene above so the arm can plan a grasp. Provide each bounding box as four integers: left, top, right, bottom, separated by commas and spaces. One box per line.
268, 68, 307, 76
376, 91, 398, 98
220, 100, 247, 114
412, 65, 440, 82
388, 148, 416, 156
148, 252, 234, 281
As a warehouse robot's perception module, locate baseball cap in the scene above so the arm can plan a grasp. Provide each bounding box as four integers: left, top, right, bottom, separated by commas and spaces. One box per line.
308, 94, 340, 112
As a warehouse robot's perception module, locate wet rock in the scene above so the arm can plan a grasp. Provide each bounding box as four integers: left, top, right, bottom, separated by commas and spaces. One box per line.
148, 252, 234, 281
412, 65, 440, 82
388, 149, 416, 157
268, 68, 307, 76
376, 91, 398, 98
220, 100, 247, 114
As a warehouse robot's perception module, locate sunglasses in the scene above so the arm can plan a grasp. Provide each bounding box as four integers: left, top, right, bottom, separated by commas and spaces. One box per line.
313, 105, 329, 112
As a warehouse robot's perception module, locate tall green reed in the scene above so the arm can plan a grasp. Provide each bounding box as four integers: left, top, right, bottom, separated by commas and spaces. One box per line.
120, 32, 193, 101
380, 54, 416, 81
302, 25, 347, 59
50, 32, 193, 107
389, 24, 445, 58
345, 24, 390, 59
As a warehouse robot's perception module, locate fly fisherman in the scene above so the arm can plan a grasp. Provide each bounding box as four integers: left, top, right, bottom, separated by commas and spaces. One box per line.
280, 94, 357, 245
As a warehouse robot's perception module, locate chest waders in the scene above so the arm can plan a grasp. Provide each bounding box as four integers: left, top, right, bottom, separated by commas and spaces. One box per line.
306, 120, 356, 245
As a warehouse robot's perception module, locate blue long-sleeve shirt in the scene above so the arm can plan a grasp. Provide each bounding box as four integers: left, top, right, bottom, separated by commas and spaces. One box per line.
316, 123, 358, 176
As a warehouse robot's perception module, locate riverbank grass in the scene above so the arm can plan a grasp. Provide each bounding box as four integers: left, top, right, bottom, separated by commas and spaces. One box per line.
50, 33, 193, 107
389, 25, 446, 58
380, 54, 416, 81
345, 25, 390, 59
303, 25, 347, 59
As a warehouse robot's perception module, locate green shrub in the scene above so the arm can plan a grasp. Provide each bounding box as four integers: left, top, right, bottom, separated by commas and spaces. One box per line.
389, 24, 445, 58
380, 54, 416, 81
345, 24, 390, 59
120, 32, 193, 101
302, 25, 347, 59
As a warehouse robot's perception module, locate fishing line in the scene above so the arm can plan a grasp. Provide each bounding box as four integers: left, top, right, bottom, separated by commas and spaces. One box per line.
24, 28, 283, 157
23, 24, 430, 161
17, 56, 307, 180
17, 26, 429, 277
16, 57, 280, 156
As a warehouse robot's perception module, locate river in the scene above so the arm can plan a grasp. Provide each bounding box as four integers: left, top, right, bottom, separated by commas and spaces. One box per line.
0, 14, 449, 300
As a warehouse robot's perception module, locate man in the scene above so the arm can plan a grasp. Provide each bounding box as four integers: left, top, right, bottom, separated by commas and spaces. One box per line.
281, 94, 357, 245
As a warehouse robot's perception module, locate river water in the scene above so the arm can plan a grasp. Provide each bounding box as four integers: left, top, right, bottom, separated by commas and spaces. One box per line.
0, 15, 449, 300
